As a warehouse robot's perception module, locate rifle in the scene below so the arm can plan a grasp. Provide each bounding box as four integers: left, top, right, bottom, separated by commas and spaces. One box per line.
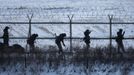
122, 31, 125, 36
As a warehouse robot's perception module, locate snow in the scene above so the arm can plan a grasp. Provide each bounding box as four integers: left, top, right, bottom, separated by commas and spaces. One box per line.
0, 60, 133, 75
0, 0, 134, 74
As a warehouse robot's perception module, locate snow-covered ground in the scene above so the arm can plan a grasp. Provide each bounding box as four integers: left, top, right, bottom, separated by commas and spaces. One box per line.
0, 59, 134, 75
0, 0, 134, 75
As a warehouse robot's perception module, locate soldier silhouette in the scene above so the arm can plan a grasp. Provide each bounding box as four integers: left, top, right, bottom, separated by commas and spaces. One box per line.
55, 33, 66, 54
83, 29, 91, 49
2, 26, 9, 46
27, 34, 38, 51
115, 29, 125, 53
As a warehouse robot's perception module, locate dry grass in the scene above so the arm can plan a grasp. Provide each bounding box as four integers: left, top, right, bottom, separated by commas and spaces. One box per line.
0, 45, 134, 65
0, 45, 134, 75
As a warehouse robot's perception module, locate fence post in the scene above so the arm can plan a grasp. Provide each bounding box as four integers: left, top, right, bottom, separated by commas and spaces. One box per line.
68, 15, 74, 52
25, 14, 34, 68
108, 15, 113, 54
27, 14, 34, 37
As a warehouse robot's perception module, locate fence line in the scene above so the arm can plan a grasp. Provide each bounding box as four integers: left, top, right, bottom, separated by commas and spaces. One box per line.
0, 16, 134, 52
0, 37, 134, 39
1, 17, 134, 68
0, 22, 134, 24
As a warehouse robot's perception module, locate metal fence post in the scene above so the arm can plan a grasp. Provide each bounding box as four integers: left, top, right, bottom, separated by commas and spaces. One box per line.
68, 15, 74, 52
25, 14, 34, 68
27, 14, 33, 37
108, 15, 113, 53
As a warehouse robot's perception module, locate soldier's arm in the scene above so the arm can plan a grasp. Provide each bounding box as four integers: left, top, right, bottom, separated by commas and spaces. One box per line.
122, 31, 125, 36
62, 40, 65, 46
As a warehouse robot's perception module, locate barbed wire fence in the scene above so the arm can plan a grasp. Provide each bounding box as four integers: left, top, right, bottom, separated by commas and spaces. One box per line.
0, 15, 134, 51
0, 14, 134, 69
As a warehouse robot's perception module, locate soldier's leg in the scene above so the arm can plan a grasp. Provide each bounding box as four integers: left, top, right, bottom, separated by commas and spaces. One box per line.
87, 43, 90, 50
117, 44, 120, 53
4, 39, 8, 47
121, 43, 125, 52
30, 44, 34, 52
32, 44, 35, 50
3, 39, 6, 45
88, 42, 90, 49
6, 39, 9, 46
58, 43, 63, 54
56, 43, 61, 53
29, 44, 32, 52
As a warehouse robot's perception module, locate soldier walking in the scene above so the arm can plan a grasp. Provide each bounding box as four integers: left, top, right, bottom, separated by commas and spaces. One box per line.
115, 29, 125, 53
2, 26, 9, 46
55, 33, 66, 54
83, 29, 91, 49
27, 34, 38, 51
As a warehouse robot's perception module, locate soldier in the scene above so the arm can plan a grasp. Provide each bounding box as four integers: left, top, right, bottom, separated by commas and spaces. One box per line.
55, 33, 66, 54
115, 29, 125, 53
83, 29, 91, 49
2, 26, 9, 46
27, 34, 38, 51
